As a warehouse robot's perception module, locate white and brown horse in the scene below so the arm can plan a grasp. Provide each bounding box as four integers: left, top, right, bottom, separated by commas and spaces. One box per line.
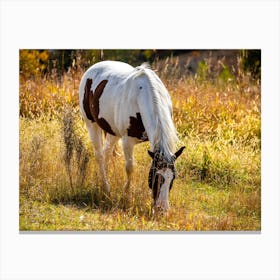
79, 61, 184, 211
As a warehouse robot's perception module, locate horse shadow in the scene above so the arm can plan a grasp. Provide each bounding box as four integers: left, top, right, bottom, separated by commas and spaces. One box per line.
50, 185, 144, 214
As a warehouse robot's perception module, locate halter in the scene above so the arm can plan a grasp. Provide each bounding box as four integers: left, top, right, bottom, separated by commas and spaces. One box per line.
149, 149, 177, 203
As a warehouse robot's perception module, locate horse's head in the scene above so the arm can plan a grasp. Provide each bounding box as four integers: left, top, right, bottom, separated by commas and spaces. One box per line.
148, 146, 185, 212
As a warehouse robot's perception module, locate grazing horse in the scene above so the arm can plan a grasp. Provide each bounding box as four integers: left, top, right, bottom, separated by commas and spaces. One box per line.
79, 61, 184, 211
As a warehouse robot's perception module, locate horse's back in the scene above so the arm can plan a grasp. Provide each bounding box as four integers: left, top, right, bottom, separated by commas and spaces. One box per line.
84, 61, 134, 80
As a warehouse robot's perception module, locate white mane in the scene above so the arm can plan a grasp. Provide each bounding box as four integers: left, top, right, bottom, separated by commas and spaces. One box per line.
132, 64, 179, 161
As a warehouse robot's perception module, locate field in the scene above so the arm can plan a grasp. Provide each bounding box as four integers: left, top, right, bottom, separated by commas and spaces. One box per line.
19, 54, 261, 231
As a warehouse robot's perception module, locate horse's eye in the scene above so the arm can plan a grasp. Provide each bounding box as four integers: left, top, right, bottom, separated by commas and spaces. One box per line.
139, 86, 142, 90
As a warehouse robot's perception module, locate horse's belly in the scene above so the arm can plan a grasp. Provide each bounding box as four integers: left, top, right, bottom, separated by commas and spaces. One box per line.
99, 92, 148, 141
98, 92, 129, 137
98, 103, 120, 137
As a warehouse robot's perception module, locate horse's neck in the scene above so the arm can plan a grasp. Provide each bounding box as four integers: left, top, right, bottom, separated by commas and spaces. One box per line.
137, 92, 174, 161
133, 71, 178, 160
136, 90, 158, 148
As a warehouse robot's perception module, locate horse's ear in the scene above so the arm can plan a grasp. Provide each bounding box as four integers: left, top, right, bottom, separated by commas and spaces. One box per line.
175, 146, 185, 159
148, 150, 154, 158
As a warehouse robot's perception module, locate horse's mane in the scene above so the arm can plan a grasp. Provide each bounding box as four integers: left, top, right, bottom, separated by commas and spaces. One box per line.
132, 64, 179, 161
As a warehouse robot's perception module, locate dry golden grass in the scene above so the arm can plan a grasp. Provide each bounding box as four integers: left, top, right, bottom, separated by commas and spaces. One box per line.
19, 58, 261, 231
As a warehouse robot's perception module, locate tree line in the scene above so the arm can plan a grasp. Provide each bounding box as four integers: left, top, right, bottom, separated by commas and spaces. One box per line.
20, 49, 261, 78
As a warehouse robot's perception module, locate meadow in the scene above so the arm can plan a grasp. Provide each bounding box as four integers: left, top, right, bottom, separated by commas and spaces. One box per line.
19, 55, 261, 231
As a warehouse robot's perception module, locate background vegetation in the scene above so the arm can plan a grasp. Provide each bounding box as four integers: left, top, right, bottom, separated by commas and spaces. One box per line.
19, 49, 261, 231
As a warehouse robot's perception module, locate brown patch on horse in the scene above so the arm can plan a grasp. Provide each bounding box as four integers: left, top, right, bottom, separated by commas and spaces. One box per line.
83, 78, 95, 122
127, 112, 148, 141
91, 80, 107, 120
93, 80, 116, 135
83, 79, 116, 136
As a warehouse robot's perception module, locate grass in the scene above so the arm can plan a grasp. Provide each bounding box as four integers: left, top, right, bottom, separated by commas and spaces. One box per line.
19, 57, 261, 231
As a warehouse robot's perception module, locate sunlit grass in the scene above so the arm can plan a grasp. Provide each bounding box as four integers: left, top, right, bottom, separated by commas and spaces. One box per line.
19, 60, 261, 231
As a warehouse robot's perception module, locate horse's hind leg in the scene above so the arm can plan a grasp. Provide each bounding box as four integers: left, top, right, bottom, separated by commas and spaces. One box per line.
103, 134, 120, 172
85, 121, 110, 194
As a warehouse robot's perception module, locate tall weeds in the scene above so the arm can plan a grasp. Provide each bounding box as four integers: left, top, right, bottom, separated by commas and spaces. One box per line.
62, 107, 90, 191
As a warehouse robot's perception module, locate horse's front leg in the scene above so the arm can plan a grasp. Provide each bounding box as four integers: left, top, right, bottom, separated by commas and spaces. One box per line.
122, 136, 137, 191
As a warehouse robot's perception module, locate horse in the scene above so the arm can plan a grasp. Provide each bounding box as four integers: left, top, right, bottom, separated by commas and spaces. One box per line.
79, 60, 185, 211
